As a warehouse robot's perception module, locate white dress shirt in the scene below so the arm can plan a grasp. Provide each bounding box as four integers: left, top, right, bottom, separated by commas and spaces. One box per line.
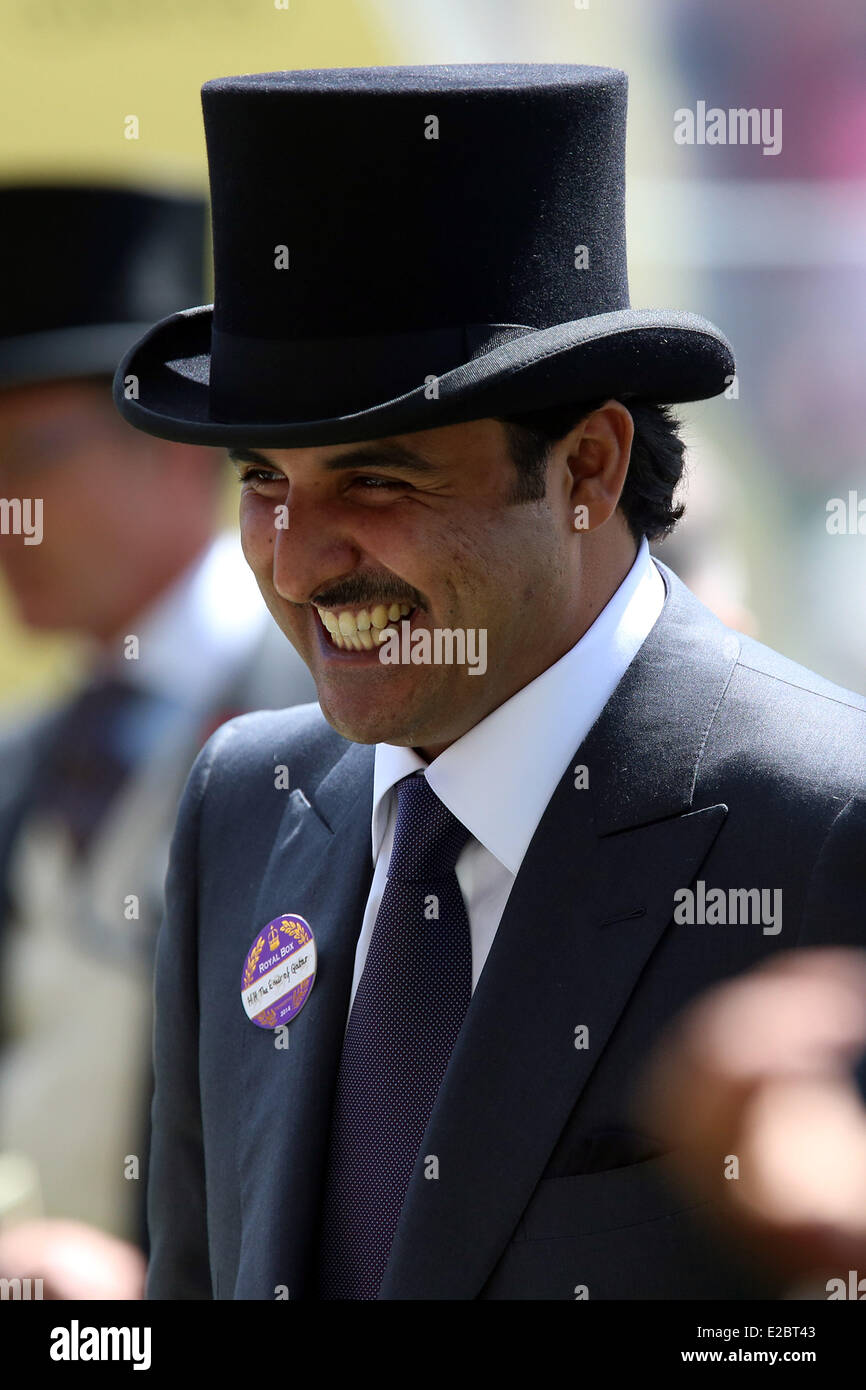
346, 538, 667, 1017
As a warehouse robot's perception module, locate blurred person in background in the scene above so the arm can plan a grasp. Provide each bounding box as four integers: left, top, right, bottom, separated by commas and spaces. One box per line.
652, 435, 758, 635
639, 947, 866, 1297
0, 184, 317, 1298
667, 0, 866, 691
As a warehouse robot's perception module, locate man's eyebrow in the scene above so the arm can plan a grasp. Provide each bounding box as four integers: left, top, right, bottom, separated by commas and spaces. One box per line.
226, 443, 438, 474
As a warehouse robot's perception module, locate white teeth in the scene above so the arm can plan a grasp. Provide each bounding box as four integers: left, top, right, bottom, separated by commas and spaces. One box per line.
373, 626, 392, 645
317, 600, 416, 649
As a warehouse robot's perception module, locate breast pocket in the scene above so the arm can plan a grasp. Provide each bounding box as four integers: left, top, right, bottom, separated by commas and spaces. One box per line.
483, 1153, 730, 1299
516, 1150, 708, 1242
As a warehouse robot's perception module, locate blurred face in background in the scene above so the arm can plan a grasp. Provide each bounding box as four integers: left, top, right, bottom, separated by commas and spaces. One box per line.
0, 378, 221, 644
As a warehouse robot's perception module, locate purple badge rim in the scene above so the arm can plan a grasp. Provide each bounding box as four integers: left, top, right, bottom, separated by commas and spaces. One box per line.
240, 913, 317, 1030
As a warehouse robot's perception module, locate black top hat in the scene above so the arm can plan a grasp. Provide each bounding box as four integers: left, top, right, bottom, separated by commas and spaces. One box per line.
0, 183, 207, 389
113, 64, 734, 447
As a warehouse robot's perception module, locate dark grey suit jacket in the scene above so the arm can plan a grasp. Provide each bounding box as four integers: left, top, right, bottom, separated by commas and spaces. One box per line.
146, 563, 866, 1299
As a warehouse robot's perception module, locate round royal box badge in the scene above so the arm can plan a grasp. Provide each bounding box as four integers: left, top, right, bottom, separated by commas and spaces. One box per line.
240, 914, 317, 1030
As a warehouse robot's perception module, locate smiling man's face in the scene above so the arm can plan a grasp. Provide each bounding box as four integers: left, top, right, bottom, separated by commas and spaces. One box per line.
233, 411, 636, 758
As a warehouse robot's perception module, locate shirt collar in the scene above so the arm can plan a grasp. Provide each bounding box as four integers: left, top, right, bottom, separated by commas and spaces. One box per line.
372, 537, 666, 873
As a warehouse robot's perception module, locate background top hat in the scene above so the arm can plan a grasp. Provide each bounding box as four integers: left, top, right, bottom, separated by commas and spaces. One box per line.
0, 183, 207, 389
113, 64, 735, 447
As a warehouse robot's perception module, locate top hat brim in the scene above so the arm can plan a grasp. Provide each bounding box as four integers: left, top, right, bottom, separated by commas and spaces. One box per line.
113, 304, 735, 448
0, 322, 167, 391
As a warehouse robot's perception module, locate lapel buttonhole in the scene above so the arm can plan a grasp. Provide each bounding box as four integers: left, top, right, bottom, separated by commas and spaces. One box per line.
598, 906, 647, 928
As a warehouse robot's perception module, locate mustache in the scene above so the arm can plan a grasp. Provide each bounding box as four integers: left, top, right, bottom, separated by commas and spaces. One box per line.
310, 577, 422, 609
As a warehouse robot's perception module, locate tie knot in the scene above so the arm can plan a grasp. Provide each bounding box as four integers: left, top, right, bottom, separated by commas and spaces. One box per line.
388, 773, 471, 882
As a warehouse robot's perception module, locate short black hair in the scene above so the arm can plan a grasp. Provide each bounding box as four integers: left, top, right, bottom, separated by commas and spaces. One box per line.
497, 397, 687, 544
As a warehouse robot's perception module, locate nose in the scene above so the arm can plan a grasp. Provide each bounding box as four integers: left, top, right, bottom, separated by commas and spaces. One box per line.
269, 487, 363, 606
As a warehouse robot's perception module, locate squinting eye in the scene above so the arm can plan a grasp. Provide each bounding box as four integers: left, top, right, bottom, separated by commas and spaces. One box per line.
352, 476, 405, 489
236, 469, 284, 486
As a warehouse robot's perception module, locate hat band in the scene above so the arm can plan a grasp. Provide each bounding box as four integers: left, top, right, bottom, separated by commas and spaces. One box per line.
208, 321, 536, 421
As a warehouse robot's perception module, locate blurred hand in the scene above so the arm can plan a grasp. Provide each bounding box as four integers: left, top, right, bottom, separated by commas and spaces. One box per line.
0, 1218, 146, 1299
637, 949, 866, 1283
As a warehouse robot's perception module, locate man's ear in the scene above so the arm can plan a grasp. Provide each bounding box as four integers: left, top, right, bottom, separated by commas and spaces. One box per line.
560, 400, 634, 532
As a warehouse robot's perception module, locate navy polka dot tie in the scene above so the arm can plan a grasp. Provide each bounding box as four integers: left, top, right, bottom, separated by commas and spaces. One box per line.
316, 771, 473, 1299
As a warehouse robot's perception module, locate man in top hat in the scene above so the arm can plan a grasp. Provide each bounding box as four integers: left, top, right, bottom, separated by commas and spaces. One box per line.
0, 183, 316, 1298
113, 65, 866, 1300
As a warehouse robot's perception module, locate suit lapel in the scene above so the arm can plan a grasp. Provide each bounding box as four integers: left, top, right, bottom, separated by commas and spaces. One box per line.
232, 738, 375, 1299
379, 565, 740, 1298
